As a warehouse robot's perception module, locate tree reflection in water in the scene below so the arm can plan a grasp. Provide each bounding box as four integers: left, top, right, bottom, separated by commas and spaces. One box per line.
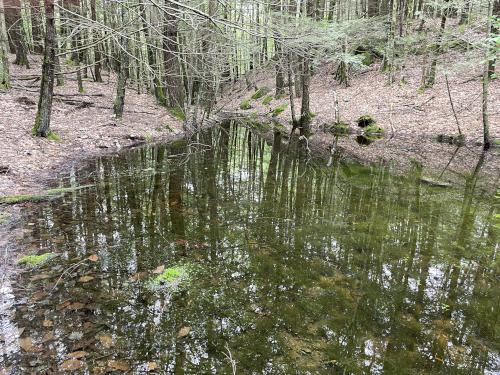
2, 124, 498, 374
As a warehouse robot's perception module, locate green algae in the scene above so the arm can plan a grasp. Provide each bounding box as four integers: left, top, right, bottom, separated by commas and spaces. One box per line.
17, 252, 56, 267
0, 185, 94, 205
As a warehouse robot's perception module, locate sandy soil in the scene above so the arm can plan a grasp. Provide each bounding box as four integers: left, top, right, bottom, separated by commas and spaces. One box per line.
0, 55, 184, 197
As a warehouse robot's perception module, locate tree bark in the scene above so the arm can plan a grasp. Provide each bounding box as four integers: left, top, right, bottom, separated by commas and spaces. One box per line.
33, 1, 55, 137
90, 0, 103, 82
0, 0, 10, 88
300, 58, 311, 135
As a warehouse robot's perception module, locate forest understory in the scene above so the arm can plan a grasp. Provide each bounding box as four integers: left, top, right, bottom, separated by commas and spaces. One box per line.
1, 45, 499, 200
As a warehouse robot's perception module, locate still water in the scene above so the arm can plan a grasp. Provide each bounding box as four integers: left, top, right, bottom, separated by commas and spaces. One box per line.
1, 124, 499, 374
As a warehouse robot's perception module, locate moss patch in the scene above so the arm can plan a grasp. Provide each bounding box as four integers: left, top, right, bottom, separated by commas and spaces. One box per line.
17, 252, 57, 267
147, 265, 191, 291
325, 122, 350, 135
0, 185, 94, 205
240, 99, 252, 110
271, 104, 288, 117
47, 132, 61, 141
251, 87, 271, 100
357, 115, 376, 128
364, 124, 384, 135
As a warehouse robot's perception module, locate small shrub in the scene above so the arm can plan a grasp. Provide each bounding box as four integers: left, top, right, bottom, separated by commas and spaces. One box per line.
262, 95, 273, 105
271, 104, 287, 117
240, 99, 252, 110
168, 106, 185, 120
251, 87, 271, 100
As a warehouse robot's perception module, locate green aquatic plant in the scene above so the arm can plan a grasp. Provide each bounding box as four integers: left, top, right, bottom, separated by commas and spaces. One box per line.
147, 265, 191, 291
17, 252, 56, 266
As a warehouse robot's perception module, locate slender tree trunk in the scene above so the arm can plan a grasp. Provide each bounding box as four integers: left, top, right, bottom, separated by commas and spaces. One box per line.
425, 1, 448, 87
33, 1, 55, 137
113, 5, 128, 118
275, 41, 285, 96
90, 0, 102, 82
300, 58, 311, 135
488, 0, 499, 78
0, 0, 10, 88
483, 0, 493, 149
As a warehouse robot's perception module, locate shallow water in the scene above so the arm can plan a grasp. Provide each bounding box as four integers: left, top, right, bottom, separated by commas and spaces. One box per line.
1, 125, 499, 374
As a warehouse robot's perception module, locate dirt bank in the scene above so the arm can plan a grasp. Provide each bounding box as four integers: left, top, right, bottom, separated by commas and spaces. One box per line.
0, 54, 184, 198
225, 48, 500, 182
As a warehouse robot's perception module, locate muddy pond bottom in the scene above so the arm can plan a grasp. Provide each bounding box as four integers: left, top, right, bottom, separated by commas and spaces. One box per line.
1, 124, 499, 374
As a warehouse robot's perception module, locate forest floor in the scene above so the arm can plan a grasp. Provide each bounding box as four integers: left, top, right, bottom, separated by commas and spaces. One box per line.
0, 54, 184, 198
0, 49, 499, 201
226, 47, 500, 185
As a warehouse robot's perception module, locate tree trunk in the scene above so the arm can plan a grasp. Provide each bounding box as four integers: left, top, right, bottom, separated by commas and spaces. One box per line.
163, 1, 184, 109
33, 1, 55, 137
90, 0, 103, 82
482, 0, 493, 149
300, 58, 311, 135
487, 0, 499, 78
275, 42, 285, 96
425, 1, 448, 87
0, 0, 10, 88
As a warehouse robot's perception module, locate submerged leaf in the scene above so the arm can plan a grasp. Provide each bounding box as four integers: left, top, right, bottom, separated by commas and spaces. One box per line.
177, 326, 191, 339
60, 359, 84, 371
78, 275, 94, 283
99, 335, 114, 348
67, 351, 88, 359
107, 360, 130, 371
87, 254, 99, 262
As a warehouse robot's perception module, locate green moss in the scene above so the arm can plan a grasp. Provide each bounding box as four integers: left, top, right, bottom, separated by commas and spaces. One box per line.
147, 265, 191, 290
168, 106, 185, 121
325, 122, 350, 135
240, 99, 252, 110
262, 95, 273, 105
364, 124, 384, 135
357, 115, 376, 128
0, 185, 94, 205
17, 252, 56, 266
437, 134, 465, 146
493, 139, 500, 146
361, 52, 373, 66
47, 132, 60, 141
251, 87, 271, 100
271, 104, 287, 117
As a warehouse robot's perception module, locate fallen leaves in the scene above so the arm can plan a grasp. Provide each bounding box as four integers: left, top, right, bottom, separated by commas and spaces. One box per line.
146, 362, 158, 371
18, 337, 34, 352
42, 319, 53, 327
99, 334, 114, 348
88, 254, 99, 262
67, 350, 88, 359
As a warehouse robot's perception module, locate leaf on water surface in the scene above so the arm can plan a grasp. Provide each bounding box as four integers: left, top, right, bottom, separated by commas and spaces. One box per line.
147, 362, 158, 371
78, 275, 94, 283
99, 334, 114, 348
153, 264, 165, 274
177, 326, 191, 339
107, 360, 130, 372
60, 359, 84, 371
87, 254, 99, 262
67, 351, 88, 359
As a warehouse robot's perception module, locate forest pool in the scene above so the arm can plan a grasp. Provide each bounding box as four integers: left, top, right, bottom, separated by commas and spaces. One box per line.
1, 124, 498, 374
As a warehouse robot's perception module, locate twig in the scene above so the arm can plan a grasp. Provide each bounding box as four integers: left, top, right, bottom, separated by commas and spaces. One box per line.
444, 74, 463, 136
223, 344, 237, 375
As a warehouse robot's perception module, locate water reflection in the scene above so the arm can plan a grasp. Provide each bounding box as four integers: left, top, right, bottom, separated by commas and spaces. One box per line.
2, 124, 498, 374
